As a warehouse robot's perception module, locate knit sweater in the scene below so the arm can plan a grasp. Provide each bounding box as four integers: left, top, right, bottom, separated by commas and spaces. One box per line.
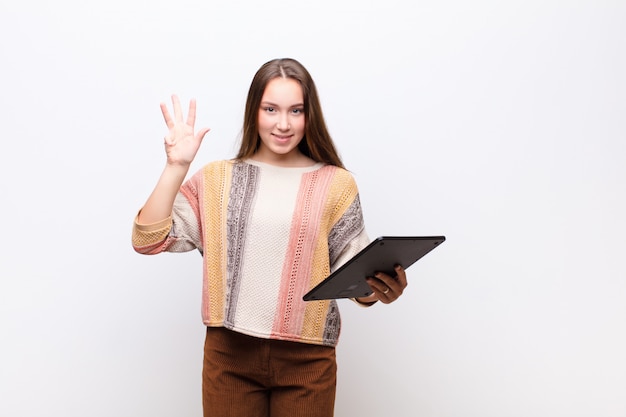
132, 159, 369, 347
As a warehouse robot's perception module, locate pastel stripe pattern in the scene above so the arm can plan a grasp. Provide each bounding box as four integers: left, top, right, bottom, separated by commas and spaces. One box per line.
132, 159, 368, 347
199, 161, 232, 326
271, 166, 335, 339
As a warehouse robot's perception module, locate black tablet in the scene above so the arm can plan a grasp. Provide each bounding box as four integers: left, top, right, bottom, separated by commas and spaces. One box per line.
303, 236, 446, 301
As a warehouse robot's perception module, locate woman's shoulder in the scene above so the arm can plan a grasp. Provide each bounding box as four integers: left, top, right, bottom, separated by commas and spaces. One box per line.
322, 164, 357, 184
196, 159, 237, 172
184, 160, 237, 184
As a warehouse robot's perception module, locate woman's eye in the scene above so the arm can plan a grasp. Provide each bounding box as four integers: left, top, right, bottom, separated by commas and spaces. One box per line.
292, 108, 303, 114
264, 107, 275, 113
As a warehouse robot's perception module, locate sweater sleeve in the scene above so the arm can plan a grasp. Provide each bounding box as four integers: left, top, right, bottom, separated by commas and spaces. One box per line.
324, 169, 376, 307
131, 171, 204, 255
131, 215, 174, 254
330, 228, 370, 273
327, 170, 368, 267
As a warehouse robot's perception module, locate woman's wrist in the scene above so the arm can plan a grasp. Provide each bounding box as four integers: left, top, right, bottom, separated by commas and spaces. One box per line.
355, 294, 378, 306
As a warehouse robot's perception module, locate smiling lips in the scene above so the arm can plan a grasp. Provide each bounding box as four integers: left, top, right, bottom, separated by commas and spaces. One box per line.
273, 133, 292, 142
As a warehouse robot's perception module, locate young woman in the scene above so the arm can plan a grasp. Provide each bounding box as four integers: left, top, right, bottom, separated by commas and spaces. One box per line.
132, 58, 408, 417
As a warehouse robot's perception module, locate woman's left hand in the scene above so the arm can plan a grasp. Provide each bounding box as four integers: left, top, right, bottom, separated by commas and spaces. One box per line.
357, 265, 408, 305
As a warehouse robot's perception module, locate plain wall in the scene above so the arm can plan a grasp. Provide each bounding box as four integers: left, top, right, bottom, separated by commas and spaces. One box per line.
1, 1, 625, 416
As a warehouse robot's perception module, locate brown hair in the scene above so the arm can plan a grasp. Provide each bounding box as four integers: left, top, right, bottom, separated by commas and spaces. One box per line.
235, 58, 345, 169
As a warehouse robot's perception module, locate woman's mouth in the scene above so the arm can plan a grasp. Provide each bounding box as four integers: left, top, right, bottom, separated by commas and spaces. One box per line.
273, 133, 292, 142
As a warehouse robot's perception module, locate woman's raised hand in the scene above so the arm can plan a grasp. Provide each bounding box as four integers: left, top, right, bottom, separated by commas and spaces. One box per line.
160, 94, 210, 166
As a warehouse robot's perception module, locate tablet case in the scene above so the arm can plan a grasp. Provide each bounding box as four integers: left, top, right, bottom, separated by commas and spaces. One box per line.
303, 236, 445, 301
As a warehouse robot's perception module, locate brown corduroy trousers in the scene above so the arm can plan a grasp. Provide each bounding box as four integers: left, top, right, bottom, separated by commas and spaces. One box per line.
202, 327, 337, 417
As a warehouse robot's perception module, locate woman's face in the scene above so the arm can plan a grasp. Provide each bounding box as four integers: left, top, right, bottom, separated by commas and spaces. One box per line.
254, 77, 307, 166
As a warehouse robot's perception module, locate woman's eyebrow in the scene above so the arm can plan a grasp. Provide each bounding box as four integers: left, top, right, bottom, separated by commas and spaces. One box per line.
260, 101, 304, 107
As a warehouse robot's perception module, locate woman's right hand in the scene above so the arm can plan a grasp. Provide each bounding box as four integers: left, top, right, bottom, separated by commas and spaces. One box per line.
160, 94, 211, 166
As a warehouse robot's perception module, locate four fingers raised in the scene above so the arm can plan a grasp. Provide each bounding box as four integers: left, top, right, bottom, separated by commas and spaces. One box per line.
160, 95, 201, 129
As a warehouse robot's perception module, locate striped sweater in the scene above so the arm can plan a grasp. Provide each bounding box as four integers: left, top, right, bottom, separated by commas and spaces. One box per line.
132, 159, 369, 347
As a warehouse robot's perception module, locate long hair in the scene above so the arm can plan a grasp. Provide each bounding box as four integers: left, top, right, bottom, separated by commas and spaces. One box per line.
235, 58, 345, 169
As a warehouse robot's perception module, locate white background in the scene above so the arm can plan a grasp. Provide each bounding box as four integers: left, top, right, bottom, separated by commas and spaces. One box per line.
1, 1, 625, 416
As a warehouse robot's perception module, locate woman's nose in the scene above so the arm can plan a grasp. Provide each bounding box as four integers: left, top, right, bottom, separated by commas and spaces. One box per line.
276, 114, 290, 130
